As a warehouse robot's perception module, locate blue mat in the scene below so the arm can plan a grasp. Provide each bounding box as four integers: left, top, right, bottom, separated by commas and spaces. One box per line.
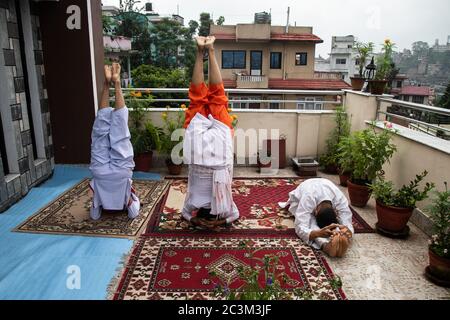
0, 165, 161, 300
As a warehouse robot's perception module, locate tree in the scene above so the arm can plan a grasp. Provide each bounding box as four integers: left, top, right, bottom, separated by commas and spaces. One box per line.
437, 82, 450, 109
188, 20, 199, 36
149, 18, 196, 70
199, 12, 213, 36
216, 16, 225, 25
412, 41, 429, 57
114, 1, 152, 67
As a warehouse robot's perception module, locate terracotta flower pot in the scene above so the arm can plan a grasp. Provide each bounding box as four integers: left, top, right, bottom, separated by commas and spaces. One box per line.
347, 179, 371, 207
166, 159, 183, 175
375, 200, 414, 233
350, 76, 365, 91
368, 80, 388, 95
338, 171, 351, 187
134, 151, 153, 172
427, 248, 450, 286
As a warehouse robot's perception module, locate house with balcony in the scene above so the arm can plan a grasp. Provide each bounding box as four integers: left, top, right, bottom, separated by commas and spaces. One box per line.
210, 19, 351, 110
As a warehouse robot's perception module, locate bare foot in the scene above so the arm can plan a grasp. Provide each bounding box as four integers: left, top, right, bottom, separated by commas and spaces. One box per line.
111, 62, 121, 85
196, 36, 206, 50
204, 36, 216, 50
104, 65, 112, 85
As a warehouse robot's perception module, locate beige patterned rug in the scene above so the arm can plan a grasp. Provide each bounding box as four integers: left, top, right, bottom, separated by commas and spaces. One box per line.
14, 179, 170, 238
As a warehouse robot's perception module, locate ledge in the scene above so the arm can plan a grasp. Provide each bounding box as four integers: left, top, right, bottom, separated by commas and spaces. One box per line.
368, 121, 450, 155
343, 89, 394, 98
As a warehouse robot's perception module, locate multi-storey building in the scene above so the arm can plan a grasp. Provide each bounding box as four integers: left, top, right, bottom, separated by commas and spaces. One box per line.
210, 20, 350, 110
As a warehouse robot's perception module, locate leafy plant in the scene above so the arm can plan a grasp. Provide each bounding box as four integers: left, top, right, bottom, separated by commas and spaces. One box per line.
370, 171, 434, 208
374, 39, 396, 81
210, 241, 342, 300
338, 126, 397, 184
355, 41, 374, 77
158, 107, 185, 161
427, 182, 450, 259
128, 96, 161, 155
320, 106, 351, 168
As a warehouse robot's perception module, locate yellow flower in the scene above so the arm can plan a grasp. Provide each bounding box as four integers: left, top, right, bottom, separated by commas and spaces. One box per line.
231, 114, 238, 120
145, 90, 151, 95
135, 91, 142, 98
384, 39, 391, 45
180, 104, 187, 110
162, 112, 168, 119
130, 91, 136, 97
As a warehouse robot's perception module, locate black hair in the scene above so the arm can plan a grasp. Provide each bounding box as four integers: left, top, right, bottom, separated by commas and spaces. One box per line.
197, 207, 215, 220
316, 207, 338, 228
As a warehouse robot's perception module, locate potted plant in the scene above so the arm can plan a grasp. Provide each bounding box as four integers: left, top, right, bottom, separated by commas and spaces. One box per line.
319, 106, 351, 174
425, 182, 450, 287
158, 107, 185, 175
338, 125, 397, 207
368, 39, 395, 95
336, 138, 353, 187
350, 41, 374, 91
129, 96, 159, 172
370, 171, 434, 235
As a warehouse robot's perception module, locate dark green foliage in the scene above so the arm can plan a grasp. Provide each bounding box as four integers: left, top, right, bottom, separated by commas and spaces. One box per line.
338, 126, 397, 183
370, 170, 434, 208
319, 106, 351, 168
427, 182, 450, 259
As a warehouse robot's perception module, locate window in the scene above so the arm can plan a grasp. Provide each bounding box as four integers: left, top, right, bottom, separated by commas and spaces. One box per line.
231, 96, 260, 109
412, 96, 425, 104
403, 95, 410, 102
270, 52, 282, 69
336, 58, 347, 65
269, 103, 280, 109
296, 97, 323, 110
222, 50, 246, 69
295, 52, 307, 66
355, 58, 360, 66
396, 81, 403, 88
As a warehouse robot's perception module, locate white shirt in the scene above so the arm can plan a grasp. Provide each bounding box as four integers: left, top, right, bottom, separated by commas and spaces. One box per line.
89, 107, 140, 220
279, 178, 354, 249
182, 113, 239, 223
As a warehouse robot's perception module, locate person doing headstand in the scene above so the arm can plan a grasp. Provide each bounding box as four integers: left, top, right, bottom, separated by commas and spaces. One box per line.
89, 63, 140, 220
182, 36, 239, 229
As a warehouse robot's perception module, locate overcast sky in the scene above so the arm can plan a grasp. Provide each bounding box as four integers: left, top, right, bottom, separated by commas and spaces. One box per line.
102, 0, 450, 57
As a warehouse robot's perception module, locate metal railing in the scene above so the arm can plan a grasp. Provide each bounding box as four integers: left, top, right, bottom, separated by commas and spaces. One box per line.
237, 75, 266, 82
113, 87, 345, 106
376, 97, 450, 136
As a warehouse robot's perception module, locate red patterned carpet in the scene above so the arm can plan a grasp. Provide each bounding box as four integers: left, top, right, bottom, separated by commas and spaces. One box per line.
147, 178, 374, 235
112, 235, 346, 300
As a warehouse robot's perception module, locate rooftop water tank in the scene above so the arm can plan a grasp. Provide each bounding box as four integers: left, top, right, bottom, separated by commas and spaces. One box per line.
254, 12, 271, 24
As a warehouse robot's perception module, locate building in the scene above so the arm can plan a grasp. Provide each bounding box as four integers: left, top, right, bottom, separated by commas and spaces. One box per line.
431, 36, 450, 53
101, 5, 119, 17
396, 85, 434, 105
389, 73, 408, 96
314, 35, 376, 84
210, 18, 350, 110
328, 35, 357, 83
1, 0, 104, 211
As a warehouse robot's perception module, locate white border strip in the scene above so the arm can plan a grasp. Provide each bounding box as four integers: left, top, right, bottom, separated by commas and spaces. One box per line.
86, 0, 98, 113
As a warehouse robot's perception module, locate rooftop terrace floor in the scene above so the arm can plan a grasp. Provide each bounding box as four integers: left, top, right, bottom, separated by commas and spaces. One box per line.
0, 165, 448, 299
